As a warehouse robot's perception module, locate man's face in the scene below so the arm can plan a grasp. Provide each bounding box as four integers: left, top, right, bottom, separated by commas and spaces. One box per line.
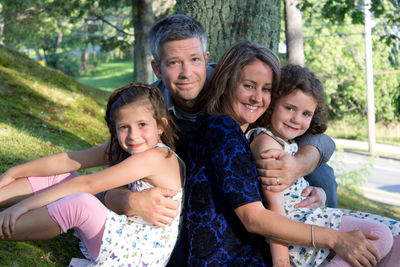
151, 37, 209, 113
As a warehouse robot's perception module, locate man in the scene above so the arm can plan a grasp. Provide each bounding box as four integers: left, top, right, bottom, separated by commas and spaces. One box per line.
104, 14, 337, 265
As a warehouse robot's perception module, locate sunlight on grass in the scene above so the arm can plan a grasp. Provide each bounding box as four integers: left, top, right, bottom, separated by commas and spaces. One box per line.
78, 61, 134, 91
0, 124, 67, 169
327, 119, 400, 146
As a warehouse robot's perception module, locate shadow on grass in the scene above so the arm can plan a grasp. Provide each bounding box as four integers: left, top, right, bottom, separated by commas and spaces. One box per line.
0, 45, 109, 109
0, 71, 99, 152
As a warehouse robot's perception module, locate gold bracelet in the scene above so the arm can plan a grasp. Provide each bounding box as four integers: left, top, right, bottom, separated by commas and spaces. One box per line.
311, 224, 316, 248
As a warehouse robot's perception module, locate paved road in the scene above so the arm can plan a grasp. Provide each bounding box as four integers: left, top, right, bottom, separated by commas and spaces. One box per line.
330, 150, 400, 206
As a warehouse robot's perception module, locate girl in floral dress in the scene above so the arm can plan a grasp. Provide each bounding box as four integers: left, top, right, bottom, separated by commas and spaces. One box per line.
0, 83, 185, 266
247, 64, 400, 266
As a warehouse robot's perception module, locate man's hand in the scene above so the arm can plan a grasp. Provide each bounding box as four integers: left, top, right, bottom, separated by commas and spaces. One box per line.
255, 149, 301, 192
105, 187, 180, 227
294, 186, 326, 208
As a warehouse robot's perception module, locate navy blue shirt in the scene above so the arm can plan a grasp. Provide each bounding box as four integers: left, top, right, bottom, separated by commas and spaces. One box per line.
186, 115, 272, 266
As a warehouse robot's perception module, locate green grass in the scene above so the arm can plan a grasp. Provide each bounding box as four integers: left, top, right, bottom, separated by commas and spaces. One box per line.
327, 119, 400, 147
0, 45, 110, 266
77, 61, 134, 91
0, 47, 399, 266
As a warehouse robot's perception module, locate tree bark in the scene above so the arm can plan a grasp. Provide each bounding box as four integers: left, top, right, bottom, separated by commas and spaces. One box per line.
284, 0, 304, 66
55, 31, 63, 54
0, 3, 3, 45
175, 0, 281, 62
132, 0, 155, 84
82, 19, 89, 72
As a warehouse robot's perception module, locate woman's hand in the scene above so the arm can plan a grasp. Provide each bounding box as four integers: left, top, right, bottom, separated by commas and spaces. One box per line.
0, 170, 15, 189
333, 230, 380, 267
0, 203, 28, 238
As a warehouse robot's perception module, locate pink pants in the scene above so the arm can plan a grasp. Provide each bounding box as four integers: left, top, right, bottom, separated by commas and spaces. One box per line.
327, 215, 393, 266
29, 173, 107, 260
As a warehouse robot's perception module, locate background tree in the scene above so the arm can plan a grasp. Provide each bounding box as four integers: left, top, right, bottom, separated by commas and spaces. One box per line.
0, 3, 4, 45
132, 0, 155, 84
301, 0, 400, 125
285, 0, 305, 66
175, 0, 281, 62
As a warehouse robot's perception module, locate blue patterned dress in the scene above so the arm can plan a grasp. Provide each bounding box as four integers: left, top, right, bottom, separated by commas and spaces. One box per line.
186, 115, 272, 266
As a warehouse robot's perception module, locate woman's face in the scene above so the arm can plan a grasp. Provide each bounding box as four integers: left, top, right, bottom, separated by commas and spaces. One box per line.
226, 59, 274, 132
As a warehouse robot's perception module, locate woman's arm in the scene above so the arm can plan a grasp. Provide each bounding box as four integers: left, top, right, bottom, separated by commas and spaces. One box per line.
250, 133, 290, 266
235, 202, 380, 267
0, 143, 110, 188
295, 133, 336, 167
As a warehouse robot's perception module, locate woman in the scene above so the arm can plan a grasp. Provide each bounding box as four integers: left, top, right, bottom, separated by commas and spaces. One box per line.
185, 41, 385, 266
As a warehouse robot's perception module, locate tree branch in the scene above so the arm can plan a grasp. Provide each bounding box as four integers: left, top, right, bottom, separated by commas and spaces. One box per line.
92, 14, 134, 36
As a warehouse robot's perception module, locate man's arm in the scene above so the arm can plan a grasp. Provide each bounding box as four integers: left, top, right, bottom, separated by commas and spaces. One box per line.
254, 146, 320, 191
295, 133, 336, 167
255, 133, 335, 190
104, 187, 180, 227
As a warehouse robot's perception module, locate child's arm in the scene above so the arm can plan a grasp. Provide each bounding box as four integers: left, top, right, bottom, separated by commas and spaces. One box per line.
250, 133, 291, 266
0, 147, 178, 237
0, 143, 110, 189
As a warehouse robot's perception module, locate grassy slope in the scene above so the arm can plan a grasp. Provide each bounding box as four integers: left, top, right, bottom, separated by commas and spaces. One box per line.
0, 45, 110, 266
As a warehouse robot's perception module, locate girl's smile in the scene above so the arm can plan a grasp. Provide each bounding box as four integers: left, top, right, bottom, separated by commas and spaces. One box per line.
115, 101, 164, 154
270, 90, 317, 141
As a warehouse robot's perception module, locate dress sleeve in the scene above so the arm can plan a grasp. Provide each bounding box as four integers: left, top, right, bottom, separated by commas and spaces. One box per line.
197, 116, 262, 209
295, 133, 336, 167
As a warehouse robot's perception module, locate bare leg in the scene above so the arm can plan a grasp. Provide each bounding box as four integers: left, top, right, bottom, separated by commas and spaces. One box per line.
0, 178, 33, 207
2, 206, 61, 241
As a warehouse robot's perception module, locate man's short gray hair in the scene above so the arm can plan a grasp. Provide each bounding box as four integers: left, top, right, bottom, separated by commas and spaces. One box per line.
148, 14, 208, 64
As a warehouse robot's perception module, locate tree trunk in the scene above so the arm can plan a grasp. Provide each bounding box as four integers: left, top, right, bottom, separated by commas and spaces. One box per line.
175, 0, 281, 62
35, 48, 43, 61
132, 0, 155, 84
0, 3, 4, 45
82, 20, 89, 72
55, 31, 63, 54
284, 0, 304, 66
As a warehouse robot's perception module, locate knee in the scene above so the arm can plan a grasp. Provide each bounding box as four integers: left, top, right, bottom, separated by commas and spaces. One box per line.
71, 193, 105, 215
60, 193, 107, 223
372, 222, 393, 259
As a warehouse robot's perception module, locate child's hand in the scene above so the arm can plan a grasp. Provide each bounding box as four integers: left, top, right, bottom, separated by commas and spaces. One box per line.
0, 171, 15, 189
0, 203, 28, 238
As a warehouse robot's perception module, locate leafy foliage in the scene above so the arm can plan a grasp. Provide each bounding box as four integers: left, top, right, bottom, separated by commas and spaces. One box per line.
300, 1, 400, 124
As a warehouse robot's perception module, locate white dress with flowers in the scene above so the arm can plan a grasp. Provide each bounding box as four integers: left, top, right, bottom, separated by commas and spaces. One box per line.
246, 128, 400, 267
70, 143, 185, 267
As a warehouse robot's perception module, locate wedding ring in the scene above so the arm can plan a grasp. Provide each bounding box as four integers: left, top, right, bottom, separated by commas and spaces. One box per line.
275, 177, 280, 185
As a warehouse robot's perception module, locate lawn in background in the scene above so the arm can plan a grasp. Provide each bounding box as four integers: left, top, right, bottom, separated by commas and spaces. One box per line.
77, 61, 134, 91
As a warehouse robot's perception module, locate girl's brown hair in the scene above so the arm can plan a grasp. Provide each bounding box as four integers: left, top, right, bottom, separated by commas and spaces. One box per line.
257, 64, 328, 135
104, 83, 179, 165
